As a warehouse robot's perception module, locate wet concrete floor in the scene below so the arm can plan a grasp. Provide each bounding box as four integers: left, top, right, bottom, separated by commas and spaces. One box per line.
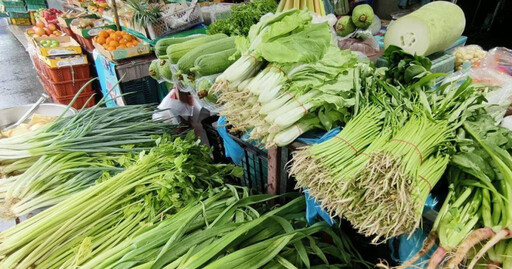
0, 19, 43, 110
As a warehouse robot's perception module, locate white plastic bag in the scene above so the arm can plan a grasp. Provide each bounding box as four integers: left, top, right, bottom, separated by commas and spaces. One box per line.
153, 89, 193, 124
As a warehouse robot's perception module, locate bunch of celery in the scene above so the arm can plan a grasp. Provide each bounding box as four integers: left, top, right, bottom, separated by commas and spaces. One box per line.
0, 152, 136, 219
80, 190, 370, 269
0, 133, 241, 269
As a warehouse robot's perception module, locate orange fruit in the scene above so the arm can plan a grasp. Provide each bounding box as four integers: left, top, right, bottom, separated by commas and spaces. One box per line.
107, 29, 114, 33
118, 44, 127, 49
97, 36, 106, 45
99, 30, 109, 38
115, 32, 123, 38
106, 46, 116, 51
105, 37, 113, 44
131, 40, 139, 46
109, 33, 116, 39
124, 35, 133, 42
109, 40, 119, 47
126, 42, 134, 48
119, 38, 127, 44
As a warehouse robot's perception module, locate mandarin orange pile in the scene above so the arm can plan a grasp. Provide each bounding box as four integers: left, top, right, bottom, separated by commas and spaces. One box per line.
93, 29, 140, 51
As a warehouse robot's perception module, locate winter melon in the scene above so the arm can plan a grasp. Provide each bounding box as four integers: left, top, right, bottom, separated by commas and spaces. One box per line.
384, 1, 465, 56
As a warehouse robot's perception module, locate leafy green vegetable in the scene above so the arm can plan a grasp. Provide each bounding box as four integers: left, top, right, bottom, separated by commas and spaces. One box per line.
207, 0, 277, 37
0, 133, 241, 269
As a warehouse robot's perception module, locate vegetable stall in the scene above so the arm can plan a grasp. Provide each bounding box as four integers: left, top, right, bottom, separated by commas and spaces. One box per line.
1, 0, 512, 268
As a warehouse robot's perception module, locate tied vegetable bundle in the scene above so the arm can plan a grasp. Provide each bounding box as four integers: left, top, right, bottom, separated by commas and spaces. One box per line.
0, 133, 241, 269
291, 46, 485, 243
212, 9, 366, 147
79, 190, 370, 269
0, 104, 175, 219
401, 112, 512, 269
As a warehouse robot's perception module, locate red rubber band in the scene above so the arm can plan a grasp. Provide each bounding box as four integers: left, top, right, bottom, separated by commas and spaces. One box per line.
390, 139, 424, 164
419, 175, 432, 192
334, 136, 358, 154
283, 91, 307, 116
246, 54, 258, 64
294, 124, 303, 136
268, 65, 289, 80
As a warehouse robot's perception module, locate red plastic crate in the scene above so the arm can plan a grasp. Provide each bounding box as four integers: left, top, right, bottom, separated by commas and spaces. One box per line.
59, 25, 77, 40
38, 73, 94, 98
75, 35, 94, 52
40, 62, 90, 82
51, 90, 96, 109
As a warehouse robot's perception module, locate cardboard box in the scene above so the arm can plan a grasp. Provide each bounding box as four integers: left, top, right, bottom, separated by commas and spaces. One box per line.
58, 14, 98, 28
33, 36, 83, 57
93, 38, 151, 61
70, 19, 117, 38
39, 54, 89, 68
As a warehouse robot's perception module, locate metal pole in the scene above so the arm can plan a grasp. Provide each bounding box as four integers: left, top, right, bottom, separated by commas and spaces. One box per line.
111, 0, 120, 31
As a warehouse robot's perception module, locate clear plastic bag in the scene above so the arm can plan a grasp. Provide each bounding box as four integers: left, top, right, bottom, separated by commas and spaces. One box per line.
453, 45, 486, 71
338, 29, 380, 60
192, 74, 223, 114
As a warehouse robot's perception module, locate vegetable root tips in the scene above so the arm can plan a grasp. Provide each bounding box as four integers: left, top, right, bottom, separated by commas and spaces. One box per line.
444, 227, 496, 269
466, 229, 511, 269
396, 232, 437, 269
486, 261, 501, 269
427, 247, 447, 269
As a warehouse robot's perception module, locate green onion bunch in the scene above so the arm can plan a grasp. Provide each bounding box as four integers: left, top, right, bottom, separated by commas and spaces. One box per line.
0, 104, 172, 161
0, 133, 241, 269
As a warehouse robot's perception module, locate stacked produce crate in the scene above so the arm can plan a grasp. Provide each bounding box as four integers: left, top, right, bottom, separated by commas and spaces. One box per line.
31, 35, 95, 109
25, 0, 46, 11
2, 0, 30, 25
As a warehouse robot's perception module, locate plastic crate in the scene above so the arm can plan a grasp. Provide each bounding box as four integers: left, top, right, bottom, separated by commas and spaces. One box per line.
38, 59, 90, 82
59, 24, 76, 39
25, 0, 45, 4
74, 35, 94, 52
119, 77, 160, 105
6, 6, 27, 12
8, 11, 29, 18
201, 116, 294, 194
1, 0, 25, 8
26, 3, 45, 10
146, 3, 203, 40
10, 16, 30, 25
38, 75, 96, 109
116, 58, 154, 83
39, 73, 94, 98
51, 90, 96, 109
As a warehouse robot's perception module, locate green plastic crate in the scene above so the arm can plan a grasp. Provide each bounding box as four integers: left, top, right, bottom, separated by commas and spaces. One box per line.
27, 3, 45, 10
5, 6, 26, 12
9, 11, 29, 18
1, 0, 25, 8
24, 0, 44, 4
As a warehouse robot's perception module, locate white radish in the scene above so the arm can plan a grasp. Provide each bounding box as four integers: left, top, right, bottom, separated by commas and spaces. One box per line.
384, 1, 465, 56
